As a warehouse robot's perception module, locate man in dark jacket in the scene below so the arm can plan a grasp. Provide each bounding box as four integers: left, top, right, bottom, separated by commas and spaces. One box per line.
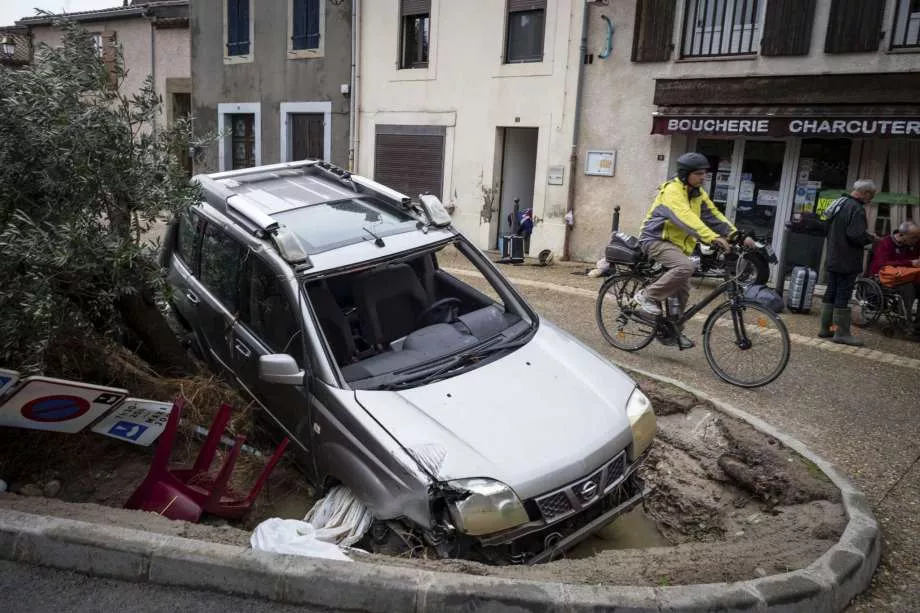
817, 180, 878, 346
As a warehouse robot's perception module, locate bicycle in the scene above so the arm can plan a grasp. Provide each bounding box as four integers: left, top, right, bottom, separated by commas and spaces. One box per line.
595, 235, 790, 388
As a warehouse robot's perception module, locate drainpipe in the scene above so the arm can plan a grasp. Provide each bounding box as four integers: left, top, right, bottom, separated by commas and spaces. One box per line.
562, 1, 590, 261
349, 0, 361, 171
146, 7, 157, 136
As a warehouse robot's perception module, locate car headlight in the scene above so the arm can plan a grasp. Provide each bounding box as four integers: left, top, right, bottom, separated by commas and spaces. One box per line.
627, 387, 656, 460
446, 478, 529, 536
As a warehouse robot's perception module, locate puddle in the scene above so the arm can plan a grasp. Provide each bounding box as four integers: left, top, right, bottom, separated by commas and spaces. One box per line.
566, 507, 667, 558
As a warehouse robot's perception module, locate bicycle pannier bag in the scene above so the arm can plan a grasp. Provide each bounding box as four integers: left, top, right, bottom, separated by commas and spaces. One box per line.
605, 232, 642, 265
743, 284, 785, 314
786, 266, 817, 314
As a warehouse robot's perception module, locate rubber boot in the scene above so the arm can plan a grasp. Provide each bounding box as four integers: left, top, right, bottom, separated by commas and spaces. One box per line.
817, 303, 834, 338
831, 308, 863, 347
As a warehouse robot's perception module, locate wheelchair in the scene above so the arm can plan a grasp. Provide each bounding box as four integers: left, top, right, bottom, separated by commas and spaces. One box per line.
852, 276, 912, 336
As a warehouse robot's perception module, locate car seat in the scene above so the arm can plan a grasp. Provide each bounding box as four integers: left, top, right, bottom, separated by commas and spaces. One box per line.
353, 263, 429, 347
306, 283, 356, 365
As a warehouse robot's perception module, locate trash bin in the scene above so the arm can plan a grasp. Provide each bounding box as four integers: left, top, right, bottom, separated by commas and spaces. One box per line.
775, 213, 826, 296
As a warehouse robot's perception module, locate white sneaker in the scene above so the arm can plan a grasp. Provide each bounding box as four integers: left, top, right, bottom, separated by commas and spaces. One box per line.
632, 290, 662, 316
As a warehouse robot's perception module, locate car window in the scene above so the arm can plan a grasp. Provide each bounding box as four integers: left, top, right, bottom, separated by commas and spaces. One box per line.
199, 223, 244, 313
175, 209, 199, 271
240, 255, 305, 365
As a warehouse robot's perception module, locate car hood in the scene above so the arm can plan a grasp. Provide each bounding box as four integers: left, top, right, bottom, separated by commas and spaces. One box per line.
354, 321, 637, 500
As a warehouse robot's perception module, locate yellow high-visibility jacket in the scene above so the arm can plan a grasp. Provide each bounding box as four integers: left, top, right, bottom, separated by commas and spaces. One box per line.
638, 178, 736, 255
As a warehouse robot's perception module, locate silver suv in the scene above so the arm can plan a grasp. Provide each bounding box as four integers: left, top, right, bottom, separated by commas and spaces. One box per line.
160, 160, 655, 564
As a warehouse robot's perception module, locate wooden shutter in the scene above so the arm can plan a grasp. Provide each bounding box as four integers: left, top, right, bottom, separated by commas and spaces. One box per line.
101, 32, 117, 86
508, 0, 546, 12
292, 114, 325, 161
293, 0, 321, 49
400, 0, 430, 16
228, 0, 250, 55
374, 126, 445, 201
824, 0, 885, 53
631, 0, 675, 62
761, 0, 816, 56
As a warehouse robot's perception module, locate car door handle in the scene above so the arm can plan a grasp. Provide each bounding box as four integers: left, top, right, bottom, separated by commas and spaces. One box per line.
234, 339, 252, 357
185, 290, 200, 305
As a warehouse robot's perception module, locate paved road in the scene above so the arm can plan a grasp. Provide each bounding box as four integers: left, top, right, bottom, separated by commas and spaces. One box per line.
468, 260, 919, 613
0, 560, 324, 613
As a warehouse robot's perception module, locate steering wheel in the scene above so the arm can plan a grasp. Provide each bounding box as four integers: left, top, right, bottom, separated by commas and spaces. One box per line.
416, 297, 462, 327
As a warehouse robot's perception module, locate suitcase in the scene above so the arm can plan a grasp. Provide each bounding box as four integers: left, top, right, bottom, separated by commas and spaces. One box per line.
499, 234, 525, 264
786, 266, 817, 313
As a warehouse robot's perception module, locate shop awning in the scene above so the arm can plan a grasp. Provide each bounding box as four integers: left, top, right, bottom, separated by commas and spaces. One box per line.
651, 106, 920, 139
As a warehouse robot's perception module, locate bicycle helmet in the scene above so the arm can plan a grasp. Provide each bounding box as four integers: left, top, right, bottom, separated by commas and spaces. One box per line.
676, 152, 711, 182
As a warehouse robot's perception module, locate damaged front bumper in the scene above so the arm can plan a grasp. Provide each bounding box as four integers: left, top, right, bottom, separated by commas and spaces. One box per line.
466, 453, 651, 565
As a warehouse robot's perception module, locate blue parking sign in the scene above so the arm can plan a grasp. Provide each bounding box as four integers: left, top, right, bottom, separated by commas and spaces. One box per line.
108, 421, 148, 442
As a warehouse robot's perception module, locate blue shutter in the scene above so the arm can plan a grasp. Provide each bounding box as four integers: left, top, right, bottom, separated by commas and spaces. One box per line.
227, 0, 250, 56
306, 0, 321, 49
292, 0, 307, 49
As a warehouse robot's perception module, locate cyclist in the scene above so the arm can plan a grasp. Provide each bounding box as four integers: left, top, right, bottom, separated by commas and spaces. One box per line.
633, 152, 755, 349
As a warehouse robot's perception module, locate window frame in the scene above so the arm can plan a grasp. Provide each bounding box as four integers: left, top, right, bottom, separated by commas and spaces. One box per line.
504, 2, 547, 64
890, 0, 920, 50
175, 209, 202, 274
224, 0, 254, 64
280, 101, 333, 162
680, 0, 764, 59
399, 1, 431, 69
288, 0, 325, 58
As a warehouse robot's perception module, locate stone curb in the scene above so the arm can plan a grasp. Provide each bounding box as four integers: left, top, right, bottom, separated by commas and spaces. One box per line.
0, 371, 880, 613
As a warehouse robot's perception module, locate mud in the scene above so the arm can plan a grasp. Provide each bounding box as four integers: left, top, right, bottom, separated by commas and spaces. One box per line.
0, 380, 846, 587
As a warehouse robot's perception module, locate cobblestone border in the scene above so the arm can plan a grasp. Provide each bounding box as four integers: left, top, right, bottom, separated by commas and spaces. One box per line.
0, 369, 880, 612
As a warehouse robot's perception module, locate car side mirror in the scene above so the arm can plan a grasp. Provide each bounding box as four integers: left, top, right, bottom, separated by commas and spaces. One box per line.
259, 354, 305, 385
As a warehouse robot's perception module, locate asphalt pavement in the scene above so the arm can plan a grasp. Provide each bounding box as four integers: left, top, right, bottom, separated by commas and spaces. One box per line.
457, 257, 919, 612
0, 560, 324, 613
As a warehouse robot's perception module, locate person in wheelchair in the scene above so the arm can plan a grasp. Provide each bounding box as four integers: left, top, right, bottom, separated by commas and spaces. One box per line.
868, 220, 920, 337
633, 152, 755, 349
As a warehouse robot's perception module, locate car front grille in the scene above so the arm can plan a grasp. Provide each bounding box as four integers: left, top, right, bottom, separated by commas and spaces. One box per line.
534, 452, 629, 524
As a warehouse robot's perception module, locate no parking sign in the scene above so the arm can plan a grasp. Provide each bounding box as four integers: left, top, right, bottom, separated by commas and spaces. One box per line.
0, 377, 127, 433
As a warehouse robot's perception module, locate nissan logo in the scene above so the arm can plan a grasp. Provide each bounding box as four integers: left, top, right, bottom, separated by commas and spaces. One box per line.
579, 480, 598, 500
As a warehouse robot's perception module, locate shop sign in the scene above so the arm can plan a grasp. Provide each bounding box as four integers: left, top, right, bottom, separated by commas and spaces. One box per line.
652, 116, 920, 138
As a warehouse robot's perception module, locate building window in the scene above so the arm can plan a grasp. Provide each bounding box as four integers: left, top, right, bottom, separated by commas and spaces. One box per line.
91, 33, 103, 57
505, 0, 546, 64
230, 114, 256, 169
226, 0, 251, 57
892, 0, 920, 49
681, 0, 762, 58
292, 0, 321, 51
400, 0, 430, 69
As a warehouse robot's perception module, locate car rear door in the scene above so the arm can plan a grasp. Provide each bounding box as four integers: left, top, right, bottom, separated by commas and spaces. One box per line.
193, 221, 246, 373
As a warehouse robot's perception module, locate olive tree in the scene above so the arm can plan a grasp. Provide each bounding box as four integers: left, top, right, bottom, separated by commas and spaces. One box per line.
0, 20, 204, 376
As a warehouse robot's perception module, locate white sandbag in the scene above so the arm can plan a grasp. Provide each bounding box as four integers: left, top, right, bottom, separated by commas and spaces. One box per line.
250, 518, 352, 561
303, 485, 374, 547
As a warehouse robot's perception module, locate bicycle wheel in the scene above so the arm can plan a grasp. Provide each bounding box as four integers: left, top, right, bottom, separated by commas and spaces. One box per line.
852, 278, 883, 328
595, 273, 656, 351
702, 300, 790, 388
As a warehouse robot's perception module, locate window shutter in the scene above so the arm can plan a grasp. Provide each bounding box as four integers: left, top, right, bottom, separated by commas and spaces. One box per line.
227, 0, 250, 55
824, 0, 885, 53
292, 0, 306, 47
101, 32, 117, 86
238, 0, 250, 54
306, 0, 321, 49
631, 0, 675, 62
508, 0, 546, 12
400, 0, 430, 16
761, 0, 816, 56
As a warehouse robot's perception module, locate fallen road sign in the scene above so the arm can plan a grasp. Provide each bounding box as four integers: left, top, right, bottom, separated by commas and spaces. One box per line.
0, 369, 19, 399
0, 377, 127, 433
91, 398, 172, 446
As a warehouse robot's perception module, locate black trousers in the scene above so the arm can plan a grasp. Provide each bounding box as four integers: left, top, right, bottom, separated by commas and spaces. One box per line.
823, 271, 857, 309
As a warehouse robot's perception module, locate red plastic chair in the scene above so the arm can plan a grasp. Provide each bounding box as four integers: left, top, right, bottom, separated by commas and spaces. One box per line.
125, 396, 290, 521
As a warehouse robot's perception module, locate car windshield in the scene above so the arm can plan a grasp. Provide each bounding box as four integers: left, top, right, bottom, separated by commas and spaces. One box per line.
303, 238, 536, 390
272, 197, 419, 254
